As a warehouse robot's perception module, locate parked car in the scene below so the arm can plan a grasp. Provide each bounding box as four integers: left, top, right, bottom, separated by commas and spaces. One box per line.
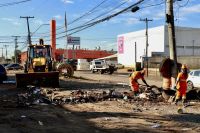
5, 63, 24, 70
0, 64, 7, 83
115, 63, 124, 69
90, 59, 115, 74
187, 70, 200, 91
2, 63, 9, 67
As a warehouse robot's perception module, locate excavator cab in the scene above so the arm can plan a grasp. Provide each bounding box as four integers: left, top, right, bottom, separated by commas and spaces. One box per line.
16, 39, 59, 88
27, 45, 52, 72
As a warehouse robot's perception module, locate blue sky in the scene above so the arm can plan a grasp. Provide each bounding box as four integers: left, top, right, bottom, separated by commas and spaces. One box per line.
0, 0, 199, 58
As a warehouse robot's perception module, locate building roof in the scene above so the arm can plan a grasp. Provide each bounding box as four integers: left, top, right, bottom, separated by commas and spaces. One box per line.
97, 54, 117, 60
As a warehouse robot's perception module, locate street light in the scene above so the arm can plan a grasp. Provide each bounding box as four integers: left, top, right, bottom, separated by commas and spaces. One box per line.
31, 24, 50, 36
131, 6, 140, 13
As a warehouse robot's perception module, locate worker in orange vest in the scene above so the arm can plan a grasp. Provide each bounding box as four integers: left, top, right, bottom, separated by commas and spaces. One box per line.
129, 69, 149, 95
174, 64, 188, 106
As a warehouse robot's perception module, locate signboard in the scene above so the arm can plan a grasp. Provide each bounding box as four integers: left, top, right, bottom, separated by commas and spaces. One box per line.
67, 36, 80, 45
118, 36, 124, 54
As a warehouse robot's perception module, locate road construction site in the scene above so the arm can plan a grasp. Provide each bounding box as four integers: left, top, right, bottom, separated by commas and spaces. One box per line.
0, 70, 199, 133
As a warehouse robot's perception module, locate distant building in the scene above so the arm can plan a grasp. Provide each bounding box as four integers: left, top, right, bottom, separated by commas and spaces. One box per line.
117, 25, 200, 67
0, 57, 5, 63
20, 49, 116, 65
55, 49, 116, 62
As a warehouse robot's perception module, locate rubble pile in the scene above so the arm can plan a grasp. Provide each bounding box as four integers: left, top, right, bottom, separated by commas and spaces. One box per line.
17, 86, 164, 107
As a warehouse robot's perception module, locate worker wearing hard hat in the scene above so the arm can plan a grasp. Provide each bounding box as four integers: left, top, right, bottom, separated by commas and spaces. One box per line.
129, 69, 149, 95
174, 64, 188, 106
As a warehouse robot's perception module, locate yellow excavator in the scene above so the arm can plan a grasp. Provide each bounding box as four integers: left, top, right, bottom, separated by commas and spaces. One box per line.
16, 39, 59, 88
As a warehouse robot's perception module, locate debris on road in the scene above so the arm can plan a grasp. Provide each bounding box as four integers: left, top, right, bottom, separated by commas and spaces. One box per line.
38, 121, 44, 126
16, 84, 200, 108
177, 107, 184, 114
21, 115, 26, 118
3, 80, 16, 84
151, 124, 161, 128
16, 85, 165, 107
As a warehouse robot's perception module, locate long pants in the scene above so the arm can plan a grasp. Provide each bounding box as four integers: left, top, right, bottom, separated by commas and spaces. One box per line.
176, 87, 186, 100
130, 80, 139, 92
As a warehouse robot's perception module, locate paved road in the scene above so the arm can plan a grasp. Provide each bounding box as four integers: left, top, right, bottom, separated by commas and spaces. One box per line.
74, 70, 163, 88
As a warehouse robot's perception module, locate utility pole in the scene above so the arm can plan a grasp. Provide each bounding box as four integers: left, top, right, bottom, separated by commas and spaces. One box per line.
134, 42, 137, 71
135, 42, 137, 64
20, 16, 34, 46
166, 0, 177, 86
140, 18, 153, 77
12, 36, 20, 63
64, 12, 68, 61
3, 45, 9, 63
0, 48, 3, 58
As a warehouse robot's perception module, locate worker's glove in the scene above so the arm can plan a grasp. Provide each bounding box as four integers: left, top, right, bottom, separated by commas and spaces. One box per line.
172, 86, 177, 90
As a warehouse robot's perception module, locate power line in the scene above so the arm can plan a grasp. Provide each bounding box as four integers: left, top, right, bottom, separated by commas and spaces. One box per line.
37, 0, 128, 38
28, 0, 130, 40
176, 0, 190, 7
56, 0, 144, 39
79, 0, 130, 25
0, 0, 31, 8
32, 0, 134, 42
140, 18, 153, 77
140, 0, 165, 9
30, 0, 110, 38
68, 0, 109, 25
20, 16, 34, 45
55, 0, 131, 37
0, 41, 13, 43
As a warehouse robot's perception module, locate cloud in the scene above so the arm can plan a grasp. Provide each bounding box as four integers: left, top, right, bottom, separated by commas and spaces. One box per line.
1, 17, 21, 26
1, 18, 13, 21
53, 15, 62, 20
33, 19, 44, 25
122, 0, 138, 3
104, 15, 139, 26
125, 18, 140, 25
13, 22, 21, 26
181, 4, 200, 15
152, 12, 165, 20
61, 0, 74, 4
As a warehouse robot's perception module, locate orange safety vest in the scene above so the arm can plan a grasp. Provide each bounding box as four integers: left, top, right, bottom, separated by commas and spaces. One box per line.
130, 71, 144, 81
176, 72, 188, 90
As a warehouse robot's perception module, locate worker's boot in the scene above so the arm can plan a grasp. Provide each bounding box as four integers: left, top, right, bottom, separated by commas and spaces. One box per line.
182, 99, 187, 107
174, 99, 179, 105
133, 91, 139, 96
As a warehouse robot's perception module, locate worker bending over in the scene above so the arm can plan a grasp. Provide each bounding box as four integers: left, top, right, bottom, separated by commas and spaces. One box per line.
129, 69, 149, 95
174, 64, 188, 106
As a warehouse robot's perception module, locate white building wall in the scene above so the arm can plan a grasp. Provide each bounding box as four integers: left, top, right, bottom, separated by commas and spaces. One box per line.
164, 26, 200, 56
118, 25, 165, 67
118, 25, 200, 67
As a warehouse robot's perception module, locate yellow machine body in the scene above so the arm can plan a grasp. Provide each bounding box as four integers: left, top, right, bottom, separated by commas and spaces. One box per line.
16, 39, 59, 88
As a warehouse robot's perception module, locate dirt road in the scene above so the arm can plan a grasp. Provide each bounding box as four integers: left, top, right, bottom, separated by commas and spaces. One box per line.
73, 70, 163, 87
0, 71, 199, 133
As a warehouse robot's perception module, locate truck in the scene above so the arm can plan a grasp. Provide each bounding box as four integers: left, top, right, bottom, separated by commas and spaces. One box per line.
89, 59, 116, 74
77, 59, 90, 71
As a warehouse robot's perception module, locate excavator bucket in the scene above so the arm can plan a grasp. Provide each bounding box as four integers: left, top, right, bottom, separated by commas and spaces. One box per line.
16, 72, 59, 88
